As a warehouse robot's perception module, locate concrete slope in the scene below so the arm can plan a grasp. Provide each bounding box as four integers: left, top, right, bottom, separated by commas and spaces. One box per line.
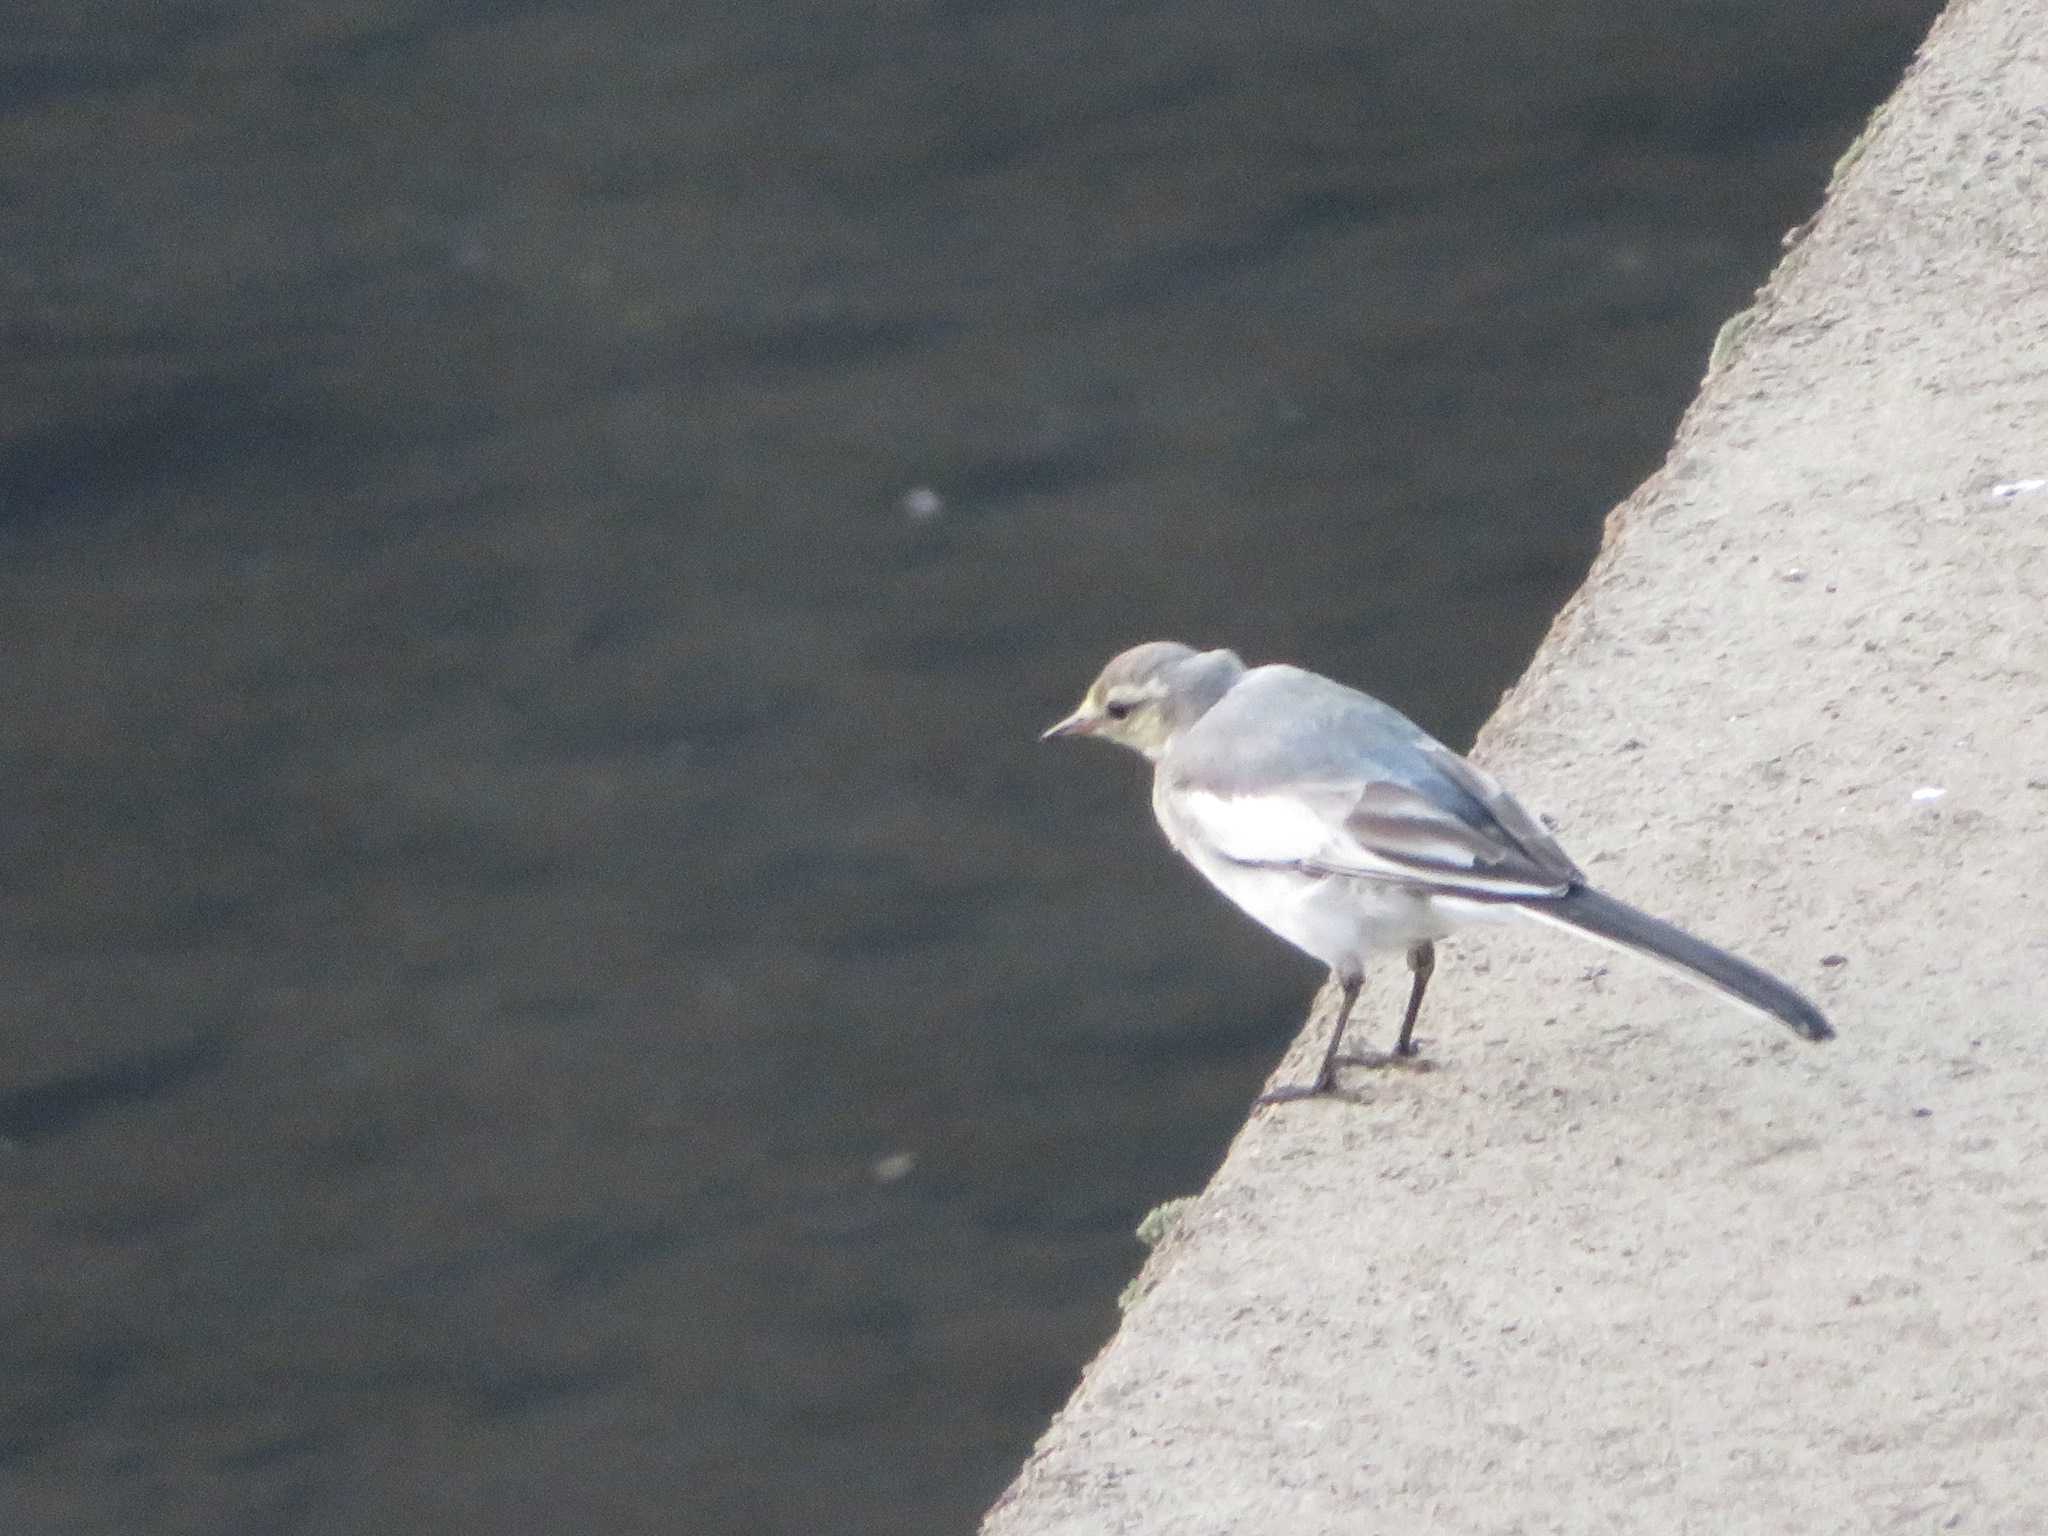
985, 1, 2048, 1531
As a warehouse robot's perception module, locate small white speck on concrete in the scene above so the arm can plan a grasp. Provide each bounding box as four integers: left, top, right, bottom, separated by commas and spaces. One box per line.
901, 486, 945, 521
1987, 477, 2046, 500
1910, 785, 1947, 803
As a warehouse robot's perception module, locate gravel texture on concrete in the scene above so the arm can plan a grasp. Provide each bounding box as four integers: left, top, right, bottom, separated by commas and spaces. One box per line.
983, 2, 2048, 1531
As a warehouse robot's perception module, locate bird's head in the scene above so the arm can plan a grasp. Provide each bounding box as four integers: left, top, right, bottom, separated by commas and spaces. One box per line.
1041, 641, 1244, 761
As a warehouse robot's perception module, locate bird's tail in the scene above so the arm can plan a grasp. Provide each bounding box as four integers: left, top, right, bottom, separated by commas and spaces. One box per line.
1518, 886, 1833, 1041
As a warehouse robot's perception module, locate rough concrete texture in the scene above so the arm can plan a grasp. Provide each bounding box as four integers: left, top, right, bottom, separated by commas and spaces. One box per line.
983, 2, 2048, 1531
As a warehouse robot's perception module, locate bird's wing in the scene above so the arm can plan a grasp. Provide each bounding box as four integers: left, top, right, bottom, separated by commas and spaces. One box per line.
1163, 774, 1573, 898
1406, 737, 1583, 887
1156, 663, 1582, 899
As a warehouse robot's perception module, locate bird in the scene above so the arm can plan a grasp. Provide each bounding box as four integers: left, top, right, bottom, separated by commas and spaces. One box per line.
1042, 641, 1833, 1104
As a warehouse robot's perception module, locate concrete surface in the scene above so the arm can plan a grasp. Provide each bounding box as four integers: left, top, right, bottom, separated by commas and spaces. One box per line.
983, 1, 2048, 1531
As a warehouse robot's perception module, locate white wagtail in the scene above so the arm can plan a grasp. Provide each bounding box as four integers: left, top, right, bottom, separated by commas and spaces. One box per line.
1043, 642, 1833, 1103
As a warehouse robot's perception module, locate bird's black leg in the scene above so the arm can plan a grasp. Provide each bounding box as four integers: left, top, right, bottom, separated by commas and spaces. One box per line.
1393, 941, 1435, 1058
1256, 971, 1362, 1106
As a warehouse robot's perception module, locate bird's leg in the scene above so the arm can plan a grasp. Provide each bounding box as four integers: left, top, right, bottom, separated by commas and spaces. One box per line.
1393, 941, 1435, 1058
1256, 970, 1362, 1106
1313, 970, 1365, 1086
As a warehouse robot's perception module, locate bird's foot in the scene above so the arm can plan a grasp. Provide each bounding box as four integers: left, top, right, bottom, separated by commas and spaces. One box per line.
1254, 1079, 1330, 1108
1333, 1049, 1435, 1073
1254, 1070, 1384, 1108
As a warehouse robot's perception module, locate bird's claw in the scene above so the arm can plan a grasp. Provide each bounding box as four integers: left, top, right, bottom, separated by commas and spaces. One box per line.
1333, 1049, 1436, 1073
1254, 1077, 1332, 1108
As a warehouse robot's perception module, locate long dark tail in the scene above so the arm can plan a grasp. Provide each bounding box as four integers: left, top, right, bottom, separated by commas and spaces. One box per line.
1518, 886, 1833, 1041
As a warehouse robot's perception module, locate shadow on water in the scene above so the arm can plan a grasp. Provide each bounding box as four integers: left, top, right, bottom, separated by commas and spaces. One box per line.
0, 7, 240, 111
0, 1334, 152, 1464
0, 1035, 227, 1148
0, 369, 320, 527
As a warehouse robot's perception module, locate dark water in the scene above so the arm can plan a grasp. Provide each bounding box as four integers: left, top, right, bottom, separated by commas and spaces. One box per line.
0, 2, 1937, 1531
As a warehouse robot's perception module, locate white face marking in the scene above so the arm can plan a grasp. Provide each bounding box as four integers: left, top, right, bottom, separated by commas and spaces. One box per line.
1102, 677, 1169, 712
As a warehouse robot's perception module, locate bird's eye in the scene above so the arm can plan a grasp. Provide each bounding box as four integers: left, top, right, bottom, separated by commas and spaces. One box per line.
1105, 698, 1134, 720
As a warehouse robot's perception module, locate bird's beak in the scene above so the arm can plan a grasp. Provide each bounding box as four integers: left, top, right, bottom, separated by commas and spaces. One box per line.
1041, 707, 1096, 741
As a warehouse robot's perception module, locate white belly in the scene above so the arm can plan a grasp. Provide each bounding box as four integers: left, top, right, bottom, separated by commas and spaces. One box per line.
1177, 840, 1459, 972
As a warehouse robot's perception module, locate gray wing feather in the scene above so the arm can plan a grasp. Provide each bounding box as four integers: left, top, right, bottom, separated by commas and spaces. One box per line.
1163, 665, 1579, 896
